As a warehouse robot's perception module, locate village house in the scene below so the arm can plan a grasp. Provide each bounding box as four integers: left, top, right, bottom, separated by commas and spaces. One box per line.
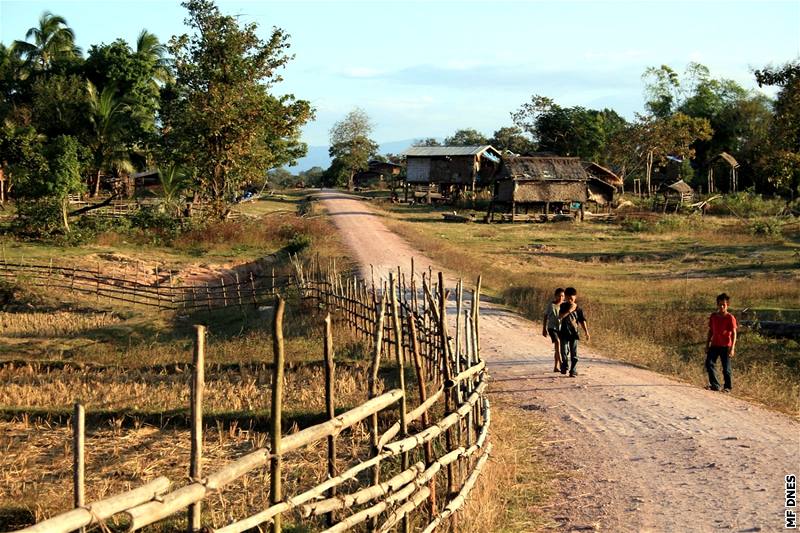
402, 145, 502, 198
486, 156, 589, 222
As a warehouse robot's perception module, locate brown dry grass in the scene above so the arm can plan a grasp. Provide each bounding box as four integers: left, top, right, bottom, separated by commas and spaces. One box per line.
462, 399, 552, 532
0, 417, 374, 531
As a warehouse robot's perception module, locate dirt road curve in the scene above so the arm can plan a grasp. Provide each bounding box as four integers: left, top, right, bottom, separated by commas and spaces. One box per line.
317, 191, 799, 533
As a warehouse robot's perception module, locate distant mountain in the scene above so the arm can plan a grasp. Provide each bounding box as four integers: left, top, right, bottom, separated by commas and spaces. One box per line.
287, 138, 442, 173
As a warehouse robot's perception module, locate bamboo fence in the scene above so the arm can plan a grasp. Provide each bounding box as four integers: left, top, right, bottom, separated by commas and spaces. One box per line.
9, 258, 491, 533
0, 258, 286, 312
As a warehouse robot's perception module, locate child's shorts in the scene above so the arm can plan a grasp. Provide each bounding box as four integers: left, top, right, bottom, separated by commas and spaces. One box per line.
547, 328, 560, 343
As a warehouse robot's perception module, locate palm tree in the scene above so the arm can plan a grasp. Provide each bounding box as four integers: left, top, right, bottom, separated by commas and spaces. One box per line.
86, 81, 132, 196
159, 165, 190, 215
13, 11, 81, 71
136, 30, 173, 87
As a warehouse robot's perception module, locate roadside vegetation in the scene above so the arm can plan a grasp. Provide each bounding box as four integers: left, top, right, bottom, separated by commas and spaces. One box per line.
375, 193, 800, 417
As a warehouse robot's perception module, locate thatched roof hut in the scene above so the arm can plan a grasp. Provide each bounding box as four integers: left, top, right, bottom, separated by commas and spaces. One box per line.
583, 162, 622, 207
487, 156, 589, 222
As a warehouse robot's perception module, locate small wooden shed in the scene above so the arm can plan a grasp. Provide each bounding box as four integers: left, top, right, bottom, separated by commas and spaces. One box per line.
402, 145, 501, 193
653, 179, 694, 212
584, 162, 623, 210
487, 156, 588, 222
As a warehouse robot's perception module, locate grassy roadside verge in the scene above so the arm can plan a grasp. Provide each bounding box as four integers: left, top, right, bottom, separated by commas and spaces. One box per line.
373, 200, 799, 417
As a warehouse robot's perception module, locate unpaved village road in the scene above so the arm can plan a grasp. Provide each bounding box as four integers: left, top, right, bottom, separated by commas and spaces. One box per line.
316, 191, 799, 533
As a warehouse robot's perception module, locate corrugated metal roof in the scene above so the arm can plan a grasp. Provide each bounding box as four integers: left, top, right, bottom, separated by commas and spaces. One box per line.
402, 145, 497, 157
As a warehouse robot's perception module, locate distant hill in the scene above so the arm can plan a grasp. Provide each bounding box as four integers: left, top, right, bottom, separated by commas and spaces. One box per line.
287, 138, 442, 173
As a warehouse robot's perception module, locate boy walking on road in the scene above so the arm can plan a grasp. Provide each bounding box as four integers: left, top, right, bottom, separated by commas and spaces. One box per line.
558, 287, 590, 377
706, 293, 737, 392
543, 288, 565, 372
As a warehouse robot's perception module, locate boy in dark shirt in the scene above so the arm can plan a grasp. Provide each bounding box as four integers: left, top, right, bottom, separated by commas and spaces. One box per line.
705, 293, 738, 392
558, 287, 590, 377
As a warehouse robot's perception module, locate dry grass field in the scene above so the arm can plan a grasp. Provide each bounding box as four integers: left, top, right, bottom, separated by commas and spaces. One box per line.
375, 197, 800, 416
0, 192, 387, 530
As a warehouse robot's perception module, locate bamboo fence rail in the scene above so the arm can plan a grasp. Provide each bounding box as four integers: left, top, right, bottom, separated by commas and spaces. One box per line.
0, 258, 288, 312
9, 257, 491, 533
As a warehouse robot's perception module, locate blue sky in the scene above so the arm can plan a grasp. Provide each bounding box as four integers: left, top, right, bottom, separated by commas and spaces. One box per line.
2, 0, 799, 147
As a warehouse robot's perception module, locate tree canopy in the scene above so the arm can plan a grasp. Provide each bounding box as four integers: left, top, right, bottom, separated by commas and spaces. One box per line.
328, 108, 378, 190
160, 0, 313, 218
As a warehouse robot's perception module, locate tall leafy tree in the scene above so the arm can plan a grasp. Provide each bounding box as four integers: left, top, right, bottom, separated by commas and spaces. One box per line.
512, 95, 627, 161
14, 135, 85, 232
86, 81, 133, 196
13, 12, 81, 72
328, 108, 378, 190
161, 0, 313, 218
489, 126, 535, 155
444, 128, 489, 146
754, 61, 800, 193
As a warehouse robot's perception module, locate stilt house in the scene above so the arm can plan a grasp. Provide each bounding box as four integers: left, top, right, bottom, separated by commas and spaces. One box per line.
487, 156, 588, 222
402, 145, 502, 195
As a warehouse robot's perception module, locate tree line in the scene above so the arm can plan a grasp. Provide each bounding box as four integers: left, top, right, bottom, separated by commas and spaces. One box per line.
323, 61, 799, 196
0, 0, 313, 232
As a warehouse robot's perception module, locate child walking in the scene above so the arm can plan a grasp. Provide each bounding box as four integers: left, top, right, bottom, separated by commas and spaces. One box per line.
558, 287, 590, 377
706, 293, 737, 392
542, 288, 565, 372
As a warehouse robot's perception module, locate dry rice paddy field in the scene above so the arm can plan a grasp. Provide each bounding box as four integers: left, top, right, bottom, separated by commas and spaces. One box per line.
0, 193, 389, 530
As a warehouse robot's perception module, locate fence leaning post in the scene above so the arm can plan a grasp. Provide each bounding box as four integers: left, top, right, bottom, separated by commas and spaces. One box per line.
250, 272, 258, 308
73, 402, 85, 533
189, 325, 205, 532
235, 272, 242, 307
389, 273, 411, 533
407, 314, 436, 518
323, 313, 337, 527
368, 293, 387, 532
271, 296, 286, 533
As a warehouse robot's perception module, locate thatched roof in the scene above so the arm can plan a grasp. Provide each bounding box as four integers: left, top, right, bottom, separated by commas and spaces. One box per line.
583, 161, 623, 187
496, 156, 588, 182
666, 179, 693, 194
710, 151, 740, 168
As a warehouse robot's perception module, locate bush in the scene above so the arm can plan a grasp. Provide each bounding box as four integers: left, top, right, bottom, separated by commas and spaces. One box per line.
11, 199, 63, 237
285, 233, 312, 254
749, 219, 784, 236
705, 191, 788, 218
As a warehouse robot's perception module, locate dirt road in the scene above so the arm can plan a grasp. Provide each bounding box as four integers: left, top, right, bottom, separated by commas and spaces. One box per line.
318, 191, 798, 532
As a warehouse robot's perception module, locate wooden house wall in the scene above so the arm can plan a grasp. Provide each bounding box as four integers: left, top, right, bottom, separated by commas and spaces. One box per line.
429, 156, 475, 184
407, 158, 431, 183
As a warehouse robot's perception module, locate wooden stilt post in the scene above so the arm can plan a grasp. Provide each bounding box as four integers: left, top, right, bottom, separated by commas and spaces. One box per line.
189, 325, 205, 532
73, 403, 85, 533
271, 297, 285, 533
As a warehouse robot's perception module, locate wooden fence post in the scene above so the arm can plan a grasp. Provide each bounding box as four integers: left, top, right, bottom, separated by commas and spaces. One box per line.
438, 272, 457, 508
220, 277, 227, 307
473, 276, 482, 361
271, 296, 286, 533
73, 402, 85, 533
408, 314, 436, 518
368, 293, 387, 531
323, 313, 336, 528
189, 325, 205, 532
389, 273, 409, 533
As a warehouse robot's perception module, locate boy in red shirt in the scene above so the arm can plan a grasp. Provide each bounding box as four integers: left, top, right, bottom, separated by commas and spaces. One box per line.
705, 293, 738, 392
